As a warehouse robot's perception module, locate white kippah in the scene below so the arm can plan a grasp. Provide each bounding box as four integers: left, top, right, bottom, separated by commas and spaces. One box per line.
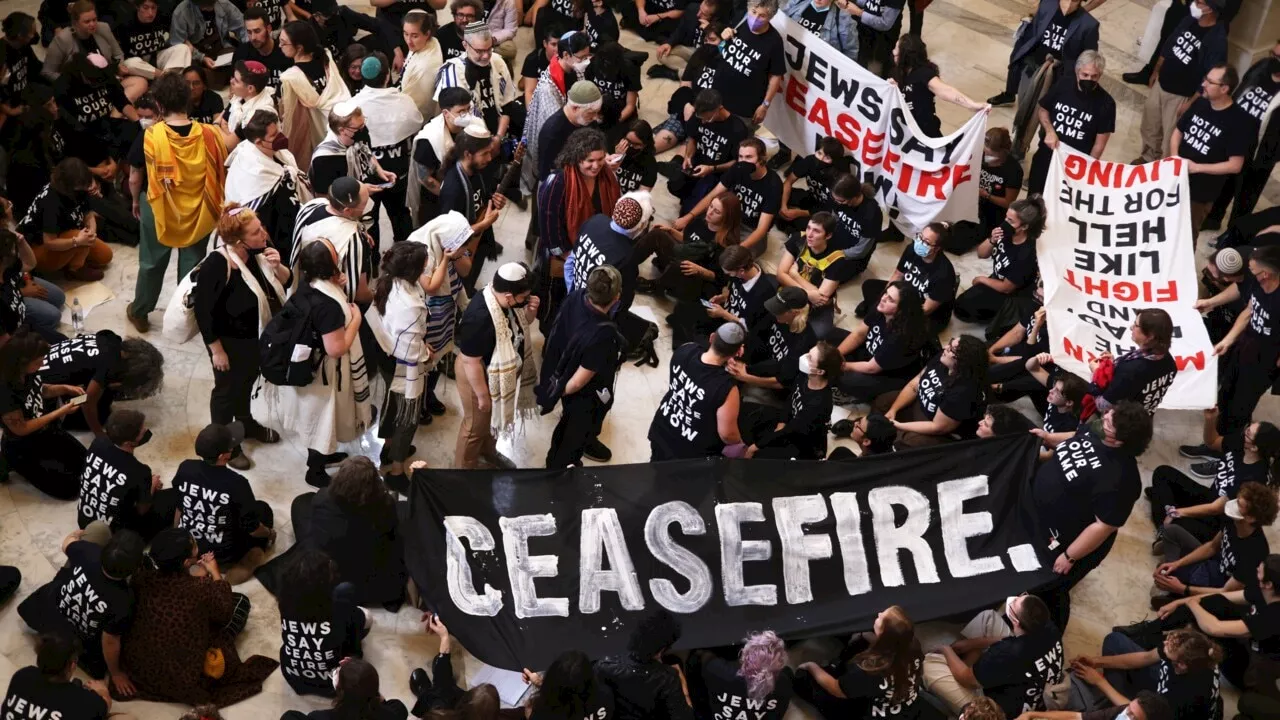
463, 124, 492, 140
333, 98, 360, 118
497, 263, 527, 281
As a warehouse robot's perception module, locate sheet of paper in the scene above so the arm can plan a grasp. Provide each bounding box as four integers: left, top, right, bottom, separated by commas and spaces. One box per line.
214, 51, 234, 67
58, 281, 115, 326
468, 664, 531, 708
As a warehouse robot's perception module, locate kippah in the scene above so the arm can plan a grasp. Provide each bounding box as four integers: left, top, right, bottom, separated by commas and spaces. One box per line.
333, 98, 360, 117
497, 263, 527, 282
613, 198, 643, 229
716, 322, 746, 346
567, 80, 602, 105
1215, 247, 1244, 275
463, 123, 492, 139
360, 55, 383, 80
243, 59, 268, 74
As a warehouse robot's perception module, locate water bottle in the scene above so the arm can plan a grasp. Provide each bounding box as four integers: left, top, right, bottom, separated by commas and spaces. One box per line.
71, 298, 84, 334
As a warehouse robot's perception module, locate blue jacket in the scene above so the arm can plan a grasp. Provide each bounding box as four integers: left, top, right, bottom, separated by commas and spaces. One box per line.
1010, 0, 1098, 71
783, 0, 859, 61
169, 0, 247, 61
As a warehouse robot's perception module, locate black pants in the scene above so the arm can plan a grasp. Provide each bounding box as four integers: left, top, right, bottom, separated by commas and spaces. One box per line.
827, 326, 913, 404
372, 177, 413, 245
1148, 465, 1220, 543
1028, 144, 1054, 196
856, 15, 902, 76
88, 185, 139, 246
546, 391, 612, 468
988, 349, 1048, 400
953, 283, 1011, 326
1217, 340, 1280, 437
1152, 594, 1253, 688
0, 566, 20, 607
1209, 162, 1277, 227
1, 429, 86, 500
618, 3, 680, 42
210, 336, 261, 427
220, 499, 275, 565
1035, 533, 1116, 631
942, 220, 988, 256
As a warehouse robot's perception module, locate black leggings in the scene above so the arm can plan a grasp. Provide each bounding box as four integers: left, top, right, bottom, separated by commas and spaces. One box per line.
1148, 465, 1221, 543
953, 283, 1012, 326
2, 429, 87, 500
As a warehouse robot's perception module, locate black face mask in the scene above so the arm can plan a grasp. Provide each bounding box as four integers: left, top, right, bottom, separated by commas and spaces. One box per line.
352, 127, 371, 145
734, 161, 756, 175
248, 246, 267, 256
511, 298, 530, 308
1078, 78, 1099, 93
1000, 220, 1016, 238
135, 429, 153, 446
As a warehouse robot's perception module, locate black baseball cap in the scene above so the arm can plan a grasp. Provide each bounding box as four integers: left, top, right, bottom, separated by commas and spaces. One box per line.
194, 421, 245, 462
329, 176, 363, 211
764, 286, 808, 316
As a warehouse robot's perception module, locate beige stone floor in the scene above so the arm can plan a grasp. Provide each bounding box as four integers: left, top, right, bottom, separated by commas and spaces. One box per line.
3, 0, 1279, 716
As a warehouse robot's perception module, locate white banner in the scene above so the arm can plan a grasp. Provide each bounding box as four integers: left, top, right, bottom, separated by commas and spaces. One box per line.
763, 14, 987, 234
1040, 148, 1217, 410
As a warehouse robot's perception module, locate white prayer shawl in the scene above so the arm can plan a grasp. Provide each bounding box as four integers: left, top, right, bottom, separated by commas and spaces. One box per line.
290, 197, 368, 303
406, 115, 455, 226
382, 279, 430, 400
225, 86, 278, 134
399, 39, 443, 118
225, 144, 308, 207
407, 210, 473, 296
351, 86, 424, 149
278, 51, 351, 170
223, 247, 287, 335
273, 278, 372, 453
481, 285, 537, 439
432, 55, 518, 114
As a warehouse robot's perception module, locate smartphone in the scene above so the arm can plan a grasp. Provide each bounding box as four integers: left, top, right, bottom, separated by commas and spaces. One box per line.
606, 152, 625, 165
375, 181, 395, 189
699, 299, 715, 309
67, 394, 89, 407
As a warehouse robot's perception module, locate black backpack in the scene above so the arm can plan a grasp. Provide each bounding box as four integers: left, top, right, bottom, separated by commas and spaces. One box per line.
259, 291, 320, 387
535, 321, 623, 414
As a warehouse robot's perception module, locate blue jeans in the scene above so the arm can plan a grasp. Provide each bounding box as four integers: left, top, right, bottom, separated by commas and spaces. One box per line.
25, 277, 67, 342
1101, 633, 1160, 701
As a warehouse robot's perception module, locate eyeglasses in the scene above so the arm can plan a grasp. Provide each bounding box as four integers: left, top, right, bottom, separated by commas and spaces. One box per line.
1204, 76, 1228, 87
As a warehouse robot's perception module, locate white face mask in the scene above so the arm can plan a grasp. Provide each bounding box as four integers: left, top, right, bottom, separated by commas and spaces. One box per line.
140, 117, 156, 129
1189, 2, 1204, 19
573, 58, 591, 72
984, 153, 998, 164
1004, 596, 1020, 626
797, 355, 813, 375
1225, 498, 1245, 520
451, 112, 477, 128
1114, 709, 1134, 720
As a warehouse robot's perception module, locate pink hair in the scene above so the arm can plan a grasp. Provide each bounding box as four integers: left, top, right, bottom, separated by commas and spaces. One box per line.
736, 631, 786, 701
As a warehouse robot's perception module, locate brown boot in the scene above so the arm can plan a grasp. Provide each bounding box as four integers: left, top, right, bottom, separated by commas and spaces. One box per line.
125, 302, 150, 333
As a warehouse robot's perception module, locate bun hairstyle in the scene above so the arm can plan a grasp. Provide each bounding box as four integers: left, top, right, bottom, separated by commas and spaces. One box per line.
586, 265, 622, 307
216, 203, 260, 246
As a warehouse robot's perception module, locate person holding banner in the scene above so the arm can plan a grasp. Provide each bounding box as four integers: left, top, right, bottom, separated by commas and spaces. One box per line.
1087, 309, 1177, 416
954, 198, 1043, 327
1027, 51, 1115, 196
1028, 401, 1153, 630
647, 322, 744, 461
794, 606, 924, 719
882, 334, 988, 447
955, 127, 1022, 256
890, 35, 989, 139
1171, 63, 1252, 237
1201, 245, 1280, 437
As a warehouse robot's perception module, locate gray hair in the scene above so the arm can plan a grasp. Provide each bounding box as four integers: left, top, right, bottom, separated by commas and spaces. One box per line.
462, 20, 492, 45
747, 0, 779, 16
1076, 50, 1105, 73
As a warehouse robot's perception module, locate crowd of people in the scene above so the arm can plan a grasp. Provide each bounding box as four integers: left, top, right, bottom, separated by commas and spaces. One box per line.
0, 0, 1279, 717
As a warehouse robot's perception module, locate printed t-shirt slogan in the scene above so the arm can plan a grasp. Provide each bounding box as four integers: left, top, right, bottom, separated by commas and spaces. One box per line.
404, 435, 1056, 671
762, 14, 986, 234
1040, 147, 1217, 409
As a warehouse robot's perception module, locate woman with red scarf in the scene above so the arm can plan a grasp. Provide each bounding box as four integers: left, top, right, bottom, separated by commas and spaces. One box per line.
535, 127, 621, 322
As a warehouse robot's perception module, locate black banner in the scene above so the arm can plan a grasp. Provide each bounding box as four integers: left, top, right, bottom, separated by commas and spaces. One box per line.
405, 435, 1056, 671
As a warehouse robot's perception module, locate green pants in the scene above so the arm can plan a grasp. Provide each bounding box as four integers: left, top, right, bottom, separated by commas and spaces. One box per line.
131, 194, 209, 317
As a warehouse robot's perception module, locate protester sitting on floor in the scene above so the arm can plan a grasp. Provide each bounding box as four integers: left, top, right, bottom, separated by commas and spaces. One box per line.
595, 610, 693, 720
953, 198, 1043, 327
777, 212, 860, 339
0, 329, 90, 500
987, 286, 1047, 401
521, 650, 616, 720
653, 192, 741, 307
77, 409, 173, 541
1150, 480, 1276, 608
776, 137, 853, 234
1069, 628, 1221, 720
738, 341, 840, 460
120, 527, 277, 706
1151, 412, 1280, 551
688, 630, 793, 720
407, 612, 467, 716
883, 334, 989, 447
676, 138, 782, 258
173, 422, 275, 585
0, 632, 112, 720
277, 548, 372, 697
281, 658, 409, 720
1086, 308, 1178, 416
1022, 360, 1088, 459
825, 175, 881, 275
0, 222, 65, 346
830, 413, 897, 458
795, 606, 925, 718
16, 157, 115, 282
831, 281, 931, 406
728, 286, 816, 400
40, 329, 164, 438
975, 404, 1037, 439
17, 529, 145, 690
857, 222, 957, 335
1007, 690, 1172, 720
923, 594, 1064, 718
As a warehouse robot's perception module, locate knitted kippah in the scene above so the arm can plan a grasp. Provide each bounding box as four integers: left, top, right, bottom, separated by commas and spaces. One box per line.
360, 55, 383, 80
1215, 247, 1244, 275
567, 80, 602, 105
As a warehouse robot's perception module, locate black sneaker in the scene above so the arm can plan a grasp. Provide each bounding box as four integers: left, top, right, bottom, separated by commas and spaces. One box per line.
384, 472, 410, 495
1112, 618, 1163, 648
1200, 216, 1223, 231
986, 92, 1016, 107
1179, 443, 1221, 461
646, 64, 679, 81
1121, 70, 1151, 86
1189, 460, 1219, 480
583, 438, 613, 462
657, 156, 684, 180
767, 147, 792, 171
305, 467, 331, 488
425, 393, 447, 416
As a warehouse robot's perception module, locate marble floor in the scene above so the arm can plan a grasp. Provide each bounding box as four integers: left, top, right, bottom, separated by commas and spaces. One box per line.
3, 0, 1279, 717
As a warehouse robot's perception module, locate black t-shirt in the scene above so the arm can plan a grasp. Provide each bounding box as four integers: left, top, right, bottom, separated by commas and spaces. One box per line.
549, 291, 625, 396
40, 331, 124, 388
173, 459, 261, 562
412, 129, 457, 182
0, 372, 43, 425
724, 269, 778, 330
232, 42, 292, 90
1102, 352, 1177, 413
1043, 403, 1079, 434
587, 64, 641, 127
190, 90, 226, 125
538, 110, 579, 179
1241, 274, 1280, 355
1210, 432, 1272, 501
521, 49, 552, 81
0, 263, 24, 336
1, 666, 109, 720
296, 56, 329, 93
699, 657, 792, 720
1176, 98, 1253, 203
861, 310, 922, 377
1219, 520, 1269, 585
17, 184, 89, 245
973, 624, 1064, 717
1031, 428, 1141, 555
896, 245, 957, 312
118, 15, 170, 64
828, 197, 881, 258
901, 65, 940, 136
456, 293, 525, 368
440, 163, 495, 236
684, 45, 720, 92
1159, 18, 1226, 98
307, 291, 347, 340
788, 154, 849, 213
794, 3, 828, 33
585, 7, 621, 46
0, 44, 39, 106
78, 436, 154, 531
1155, 644, 1221, 720
1237, 74, 1280, 127
979, 159, 1022, 230
279, 593, 366, 691
688, 113, 749, 168
618, 151, 657, 193
198, 8, 220, 46
712, 25, 785, 117
54, 78, 130, 138
648, 343, 737, 459
1031, 9, 1069, 65
438, 24, 465, 62
1038, 78, 1116, 154
746, 317, 815, 387
836, 657, 922, 719
988, 235, 1037, 291
915, 356, 985, 437
784, 235, 856, 287
1245, 584, 1280, 659
573, 215, 638, 305
31, 541, 133, 644
762, 378, 831, 458
719, 163, 782, 227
